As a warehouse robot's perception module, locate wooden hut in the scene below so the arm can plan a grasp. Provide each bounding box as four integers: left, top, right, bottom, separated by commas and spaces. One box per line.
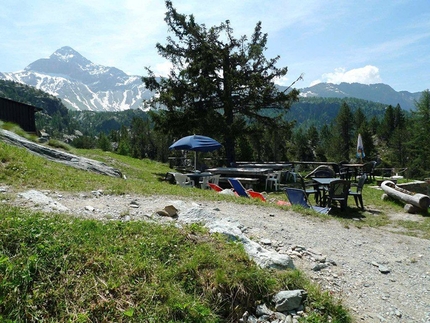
0, 97, 42, 133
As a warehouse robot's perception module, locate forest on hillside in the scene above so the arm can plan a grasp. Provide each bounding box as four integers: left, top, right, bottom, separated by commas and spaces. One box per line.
1, 79, 429, 179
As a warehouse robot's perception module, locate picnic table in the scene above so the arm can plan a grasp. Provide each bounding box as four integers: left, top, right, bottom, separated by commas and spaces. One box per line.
235, 162, 292, 170
206, 167, 271, 177
206, 167, 271, 189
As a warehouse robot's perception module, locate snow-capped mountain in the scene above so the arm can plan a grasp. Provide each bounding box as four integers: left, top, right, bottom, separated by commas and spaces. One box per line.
0, 46, 423, 112
0, 46, 153, 111
298, 82, 422, 111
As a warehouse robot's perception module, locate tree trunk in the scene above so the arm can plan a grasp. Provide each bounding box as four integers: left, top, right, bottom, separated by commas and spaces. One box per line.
381, 180, 430, 210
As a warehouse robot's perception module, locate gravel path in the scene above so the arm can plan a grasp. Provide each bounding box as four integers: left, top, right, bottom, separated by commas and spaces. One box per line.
6, 188, 430, 323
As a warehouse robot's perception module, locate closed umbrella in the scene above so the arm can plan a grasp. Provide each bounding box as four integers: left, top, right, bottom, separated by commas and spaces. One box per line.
169, 135, 222, 171
356, 133, 365, 162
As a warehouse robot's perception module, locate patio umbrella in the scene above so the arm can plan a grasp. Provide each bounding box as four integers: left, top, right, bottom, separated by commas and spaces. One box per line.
356, 133, 365, 162
169, 135, 222, 171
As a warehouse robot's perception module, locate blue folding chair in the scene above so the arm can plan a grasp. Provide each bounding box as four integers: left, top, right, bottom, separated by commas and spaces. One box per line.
284, 187, 331, 214
228, 178, 250, 198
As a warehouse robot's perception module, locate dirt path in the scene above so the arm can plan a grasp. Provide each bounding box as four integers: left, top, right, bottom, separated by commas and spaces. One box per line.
7, 189, 430, 323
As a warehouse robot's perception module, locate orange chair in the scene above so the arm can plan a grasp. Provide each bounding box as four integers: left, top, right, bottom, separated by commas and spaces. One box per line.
247, 190, 266, 202
208, 183, 223, 192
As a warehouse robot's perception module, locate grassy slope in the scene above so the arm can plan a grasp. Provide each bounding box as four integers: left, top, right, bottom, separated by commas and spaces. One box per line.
0, 142, 353, 322
2, 140, 428, 322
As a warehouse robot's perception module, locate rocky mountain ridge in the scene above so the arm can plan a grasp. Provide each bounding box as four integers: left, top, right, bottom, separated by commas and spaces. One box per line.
298, 82, 421, 111
0, 46, 423, 111
0, 46, 153, 111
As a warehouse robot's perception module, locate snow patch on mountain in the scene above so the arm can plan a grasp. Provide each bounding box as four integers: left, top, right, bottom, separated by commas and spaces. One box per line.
1, 46, 422, 111
0, 46, 153, 111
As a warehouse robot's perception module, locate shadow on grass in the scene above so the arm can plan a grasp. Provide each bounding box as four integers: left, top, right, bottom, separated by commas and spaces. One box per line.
328, 204, 367, 220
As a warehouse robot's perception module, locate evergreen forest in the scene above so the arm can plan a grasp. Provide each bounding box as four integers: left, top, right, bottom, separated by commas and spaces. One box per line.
1, 78, 429, 179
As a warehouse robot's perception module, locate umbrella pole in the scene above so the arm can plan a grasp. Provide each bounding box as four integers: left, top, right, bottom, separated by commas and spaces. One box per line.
194, 152, 197, 171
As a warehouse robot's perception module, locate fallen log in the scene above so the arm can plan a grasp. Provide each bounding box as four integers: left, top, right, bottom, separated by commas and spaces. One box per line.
381, 180, 430, 210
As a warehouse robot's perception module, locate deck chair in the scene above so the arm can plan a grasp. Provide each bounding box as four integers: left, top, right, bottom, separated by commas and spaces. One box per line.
284, 171, 320, 204
208, 183, 223, 192
348, 174, 366, 209
228, 178, 266, 201
284, 187, 330, 214
247, 190, 267, 202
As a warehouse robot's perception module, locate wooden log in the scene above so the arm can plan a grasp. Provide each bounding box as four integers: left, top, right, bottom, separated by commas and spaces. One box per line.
381, 180, 430, 210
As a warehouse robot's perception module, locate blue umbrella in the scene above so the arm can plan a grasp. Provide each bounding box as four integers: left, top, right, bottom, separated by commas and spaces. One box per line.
169, 135, 222, 170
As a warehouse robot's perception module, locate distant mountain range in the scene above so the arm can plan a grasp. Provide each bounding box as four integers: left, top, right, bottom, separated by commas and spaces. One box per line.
0, 46, 423, 112
297, 82, 422, 111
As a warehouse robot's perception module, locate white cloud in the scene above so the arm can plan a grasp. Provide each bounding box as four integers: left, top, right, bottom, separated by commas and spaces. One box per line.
313, 65, 382, 86
153, 61, 173, 77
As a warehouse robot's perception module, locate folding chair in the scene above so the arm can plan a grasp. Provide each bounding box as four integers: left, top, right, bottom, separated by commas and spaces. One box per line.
284, 187, 330, 214
228, 178, 266, 201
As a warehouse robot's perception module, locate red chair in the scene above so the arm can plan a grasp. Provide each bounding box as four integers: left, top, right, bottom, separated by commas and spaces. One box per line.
208, 183, 223, 192
247, 190, 266, 202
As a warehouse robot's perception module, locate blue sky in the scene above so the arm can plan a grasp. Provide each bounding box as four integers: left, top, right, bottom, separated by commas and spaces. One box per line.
1, 0, 429, 92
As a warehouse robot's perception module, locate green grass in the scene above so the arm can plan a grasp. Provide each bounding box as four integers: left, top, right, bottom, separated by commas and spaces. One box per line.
2, 134, 430, 322
0, 142, 353, 322
0, 121, 39, 142
0, 204, 351, 323
47, 138, 72, 151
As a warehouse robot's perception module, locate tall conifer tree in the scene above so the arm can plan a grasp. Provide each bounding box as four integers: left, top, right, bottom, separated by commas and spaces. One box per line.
143, 1, 299, 164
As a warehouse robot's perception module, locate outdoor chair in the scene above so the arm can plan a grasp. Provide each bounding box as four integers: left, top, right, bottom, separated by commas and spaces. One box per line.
306, 165, 336, 178
338, 161, 354, 181
361, 161, 376, 182
323, 179, 350, 211
200, 176, 211, 190
208, 174, 220, 185
284, 187, 330, 214
265, 171, 281, 191
228, 178, 266, 201
313, 169, 335, 178
284, 171, 321, 204
208, 183, 223, 192
338, 166, 351, 180
173, 173, 194, 188
348, 174, 367, 209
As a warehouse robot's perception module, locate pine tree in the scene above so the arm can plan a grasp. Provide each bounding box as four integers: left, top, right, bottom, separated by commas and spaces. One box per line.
143, 1, 299, 165
333, 102, 354, 161
98, 132, 112, 152
408, 90, 430, 177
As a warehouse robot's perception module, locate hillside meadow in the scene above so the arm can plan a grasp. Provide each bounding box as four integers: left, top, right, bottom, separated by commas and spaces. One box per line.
1, 140, 429, 322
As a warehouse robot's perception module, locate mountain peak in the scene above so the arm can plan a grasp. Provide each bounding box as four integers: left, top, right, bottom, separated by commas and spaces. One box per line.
25, 46, 93, 76
50, 46, 89, 64
22, 46, 130, 91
